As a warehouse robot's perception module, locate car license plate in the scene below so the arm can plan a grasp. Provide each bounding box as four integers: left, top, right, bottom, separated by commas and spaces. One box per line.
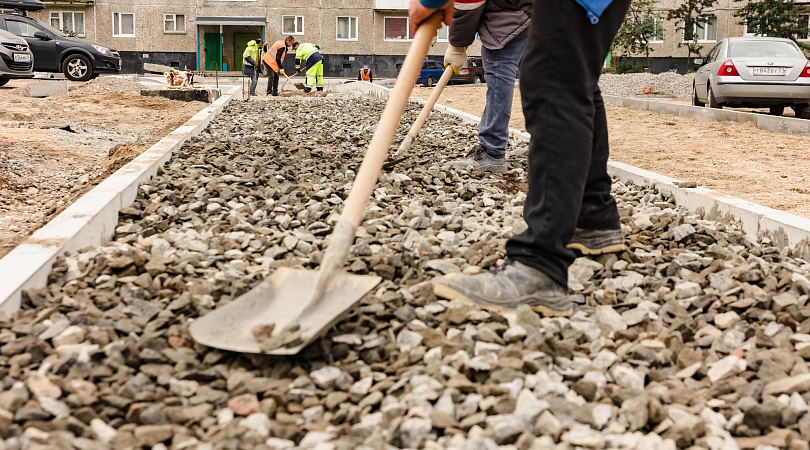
752, 66, 786, 76
13, 53, 30, 62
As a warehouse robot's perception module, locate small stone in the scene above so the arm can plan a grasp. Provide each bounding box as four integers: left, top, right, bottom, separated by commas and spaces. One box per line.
707, 354, 746, 383
228, 394, 260, 416
251, 323, 276, 343
90, 418, 117, 443
611, 364, 645, 391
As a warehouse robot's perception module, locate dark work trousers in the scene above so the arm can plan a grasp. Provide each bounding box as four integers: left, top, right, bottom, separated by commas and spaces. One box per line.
264, 63, 280, 95
505, 0, 631, 287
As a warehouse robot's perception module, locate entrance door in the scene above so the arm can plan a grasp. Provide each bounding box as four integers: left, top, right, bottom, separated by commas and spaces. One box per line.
203, 33, 222, 71
233, 32, 259, 72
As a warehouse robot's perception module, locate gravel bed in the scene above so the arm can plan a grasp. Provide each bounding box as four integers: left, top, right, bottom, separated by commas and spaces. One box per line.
599, 73, 695, 99
4, 93, 810, 450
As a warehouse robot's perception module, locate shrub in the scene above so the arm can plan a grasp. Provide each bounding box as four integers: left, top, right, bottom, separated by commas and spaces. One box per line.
615, 61, 644, 74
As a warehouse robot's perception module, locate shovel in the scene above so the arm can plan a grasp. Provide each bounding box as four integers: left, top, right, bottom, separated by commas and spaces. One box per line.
395, 65, 454, 158
189, 12, 444, 355
283, 72, 306, 90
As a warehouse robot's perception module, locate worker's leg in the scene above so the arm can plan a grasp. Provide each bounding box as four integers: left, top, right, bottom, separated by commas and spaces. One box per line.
315, 62, 324, 91
249, 70, 258, 96
478, 28, 528, 159
272, 71, 280, 95
305, 65, 317, 93
505, 0, 631, 286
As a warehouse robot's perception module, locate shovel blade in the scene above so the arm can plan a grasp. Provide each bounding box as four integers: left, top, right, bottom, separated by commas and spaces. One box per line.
189, 267, 381, 354
294, 82, 306, 90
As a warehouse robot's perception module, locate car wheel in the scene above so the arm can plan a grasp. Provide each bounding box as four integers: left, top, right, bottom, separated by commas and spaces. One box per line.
0, 78, 8, 87
473, 75, 483, 85
707, 85, 721, 109
692, 83, 704, 107
425, 76, 434, 87
792, 104, 810, 119
769, 106, 785, 116
63, 54, 92, 82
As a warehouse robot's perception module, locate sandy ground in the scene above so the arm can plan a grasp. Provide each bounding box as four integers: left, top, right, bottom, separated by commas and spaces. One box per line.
411, 85, 810, 218
0, 77, 207, 258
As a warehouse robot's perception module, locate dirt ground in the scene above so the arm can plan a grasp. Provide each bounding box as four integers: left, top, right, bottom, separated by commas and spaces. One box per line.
0, 77, 207, 258
412, 85, 810, 218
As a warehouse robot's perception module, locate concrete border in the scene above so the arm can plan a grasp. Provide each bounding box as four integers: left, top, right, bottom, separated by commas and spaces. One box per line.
335, 82, 810, 260
0, 85, 243, 313
603, 95, 810, 135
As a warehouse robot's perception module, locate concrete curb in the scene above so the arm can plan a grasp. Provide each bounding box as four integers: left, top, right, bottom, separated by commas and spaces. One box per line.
335, 82, 810, 260
0, 85, 243, 313
602, 95, 810, 135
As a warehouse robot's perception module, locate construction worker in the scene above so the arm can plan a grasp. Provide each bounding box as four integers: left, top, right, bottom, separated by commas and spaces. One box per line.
292, 42, 324, 93
358, 65, 372, 82
242, 38, 262, 96
410, 0, 630, 316
263, 36, 294, 96
443, 0, 530, 174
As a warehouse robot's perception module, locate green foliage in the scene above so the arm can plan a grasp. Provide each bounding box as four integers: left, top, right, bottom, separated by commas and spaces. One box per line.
61, 27, 77, 37
668, 0, 718, 70
734, 0, 810, 49
613, 0, 664, 68
615, 60, 644, 74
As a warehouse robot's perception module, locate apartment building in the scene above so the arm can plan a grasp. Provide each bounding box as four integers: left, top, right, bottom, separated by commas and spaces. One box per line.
29, 0, 483, 77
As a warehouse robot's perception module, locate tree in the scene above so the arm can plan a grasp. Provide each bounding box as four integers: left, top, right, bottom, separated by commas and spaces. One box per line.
668, 0, 718, 71
613, 0, 664, 69
734, 0, 810, 48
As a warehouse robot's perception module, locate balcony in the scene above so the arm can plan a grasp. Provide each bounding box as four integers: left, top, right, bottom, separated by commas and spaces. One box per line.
374, 0, 408, 10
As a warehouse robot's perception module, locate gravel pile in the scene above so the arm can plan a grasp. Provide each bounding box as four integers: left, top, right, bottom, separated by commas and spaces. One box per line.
4, 94, 810, 450
599, 73, 695, 99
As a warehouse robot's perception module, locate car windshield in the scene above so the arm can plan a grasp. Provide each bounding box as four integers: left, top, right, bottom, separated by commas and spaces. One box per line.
31, 18, 67, 37
728, 41, 803, 59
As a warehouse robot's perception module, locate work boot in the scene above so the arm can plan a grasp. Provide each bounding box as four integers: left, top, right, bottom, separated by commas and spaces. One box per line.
567, 227, 625, 255
446, 147, 508, 173
316, 87, 324, 91
434, 260, 573, 316
272, 91, 279, 96
304, 87, 312, 93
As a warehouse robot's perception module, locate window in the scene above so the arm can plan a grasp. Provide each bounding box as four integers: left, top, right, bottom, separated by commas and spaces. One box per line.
50, 11, 84, 37
164, 14, 185, 33
113, 12, 135, 37
649, 18, 664, 42
384, 17, 413, 41
336, 16, 357, 40
437, 23, 449, 42
5, 18, 41, 37
743, 20, 759, 37
684, 16, 716, 43
282, 15, 304, 35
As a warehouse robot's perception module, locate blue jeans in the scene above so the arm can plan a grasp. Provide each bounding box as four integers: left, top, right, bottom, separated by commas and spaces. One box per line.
479, 28, 529, 158
249, 70, 258, 95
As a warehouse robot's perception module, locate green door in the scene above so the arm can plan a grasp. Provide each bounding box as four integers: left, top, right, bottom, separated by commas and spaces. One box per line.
203, 33, 222, 71
234, 32, 260, 72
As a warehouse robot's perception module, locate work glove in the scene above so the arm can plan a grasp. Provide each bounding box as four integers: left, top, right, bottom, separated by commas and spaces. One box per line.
279, 69, 285, 76
444, 45, 467, 75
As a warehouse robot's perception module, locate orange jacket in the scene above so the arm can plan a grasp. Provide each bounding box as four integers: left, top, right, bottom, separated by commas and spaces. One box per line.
359, 67, 371, 82
262, 40, 287, 72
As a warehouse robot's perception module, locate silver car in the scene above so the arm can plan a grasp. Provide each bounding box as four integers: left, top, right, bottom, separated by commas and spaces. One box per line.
692, 37, 810, 118
0, 27, 32, 87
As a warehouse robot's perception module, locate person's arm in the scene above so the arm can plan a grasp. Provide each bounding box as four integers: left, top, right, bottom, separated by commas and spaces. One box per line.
409, 0, 454, 35
358, 71, 362, 81
275, 47, 285, 72
245, 55, 257, 66
448, 0, 484, 48
369, 71, 373, 82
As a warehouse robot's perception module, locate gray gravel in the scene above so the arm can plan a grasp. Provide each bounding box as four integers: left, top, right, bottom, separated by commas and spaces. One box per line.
599, 72, 695, 99
3, 93, 810, 450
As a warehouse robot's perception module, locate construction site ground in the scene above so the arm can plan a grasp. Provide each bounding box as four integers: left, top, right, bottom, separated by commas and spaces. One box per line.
411, 85, 810, 219
0, 78, 208, 258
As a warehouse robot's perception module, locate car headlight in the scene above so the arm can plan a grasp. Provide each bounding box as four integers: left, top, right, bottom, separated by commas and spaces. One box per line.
92, 45, 113, 57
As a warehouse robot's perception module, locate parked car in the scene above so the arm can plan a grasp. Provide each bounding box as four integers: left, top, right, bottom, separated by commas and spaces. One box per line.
0, 28, 33, 86
692, 37, 810, 118
399, 60, 444, 87
451, 57, 485, 84
0, 8, 121, 81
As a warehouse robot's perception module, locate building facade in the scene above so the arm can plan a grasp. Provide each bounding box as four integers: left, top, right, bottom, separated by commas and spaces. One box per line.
28, 0, 483, 77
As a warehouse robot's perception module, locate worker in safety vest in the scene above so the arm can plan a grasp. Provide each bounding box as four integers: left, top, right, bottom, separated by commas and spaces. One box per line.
262, 36, 294, 96
357, 65, 372, 83
242, 38, 262, 96
292, 42, 324, 93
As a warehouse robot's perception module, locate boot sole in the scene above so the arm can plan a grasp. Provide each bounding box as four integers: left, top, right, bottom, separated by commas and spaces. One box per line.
566, 242, 625, 255
434, 284, 573, 317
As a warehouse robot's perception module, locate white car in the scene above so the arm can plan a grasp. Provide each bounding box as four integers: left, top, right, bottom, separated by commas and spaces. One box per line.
0, 28, 33, 86
692, 37, 810, 118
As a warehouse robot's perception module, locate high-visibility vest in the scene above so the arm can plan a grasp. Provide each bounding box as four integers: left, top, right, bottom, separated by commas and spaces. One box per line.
262, 40, 287, 72
359, 68, 371, 82
295, 43, 319, 70
243, 41, 259, 66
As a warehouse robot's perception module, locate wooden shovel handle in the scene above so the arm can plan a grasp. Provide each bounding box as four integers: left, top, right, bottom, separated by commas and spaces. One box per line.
340, 12, 443, 227
408, 65, 454, 137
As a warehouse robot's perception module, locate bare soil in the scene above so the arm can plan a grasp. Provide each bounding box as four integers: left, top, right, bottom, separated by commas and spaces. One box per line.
412, 85, 810, 218
0, 78, 207, 258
